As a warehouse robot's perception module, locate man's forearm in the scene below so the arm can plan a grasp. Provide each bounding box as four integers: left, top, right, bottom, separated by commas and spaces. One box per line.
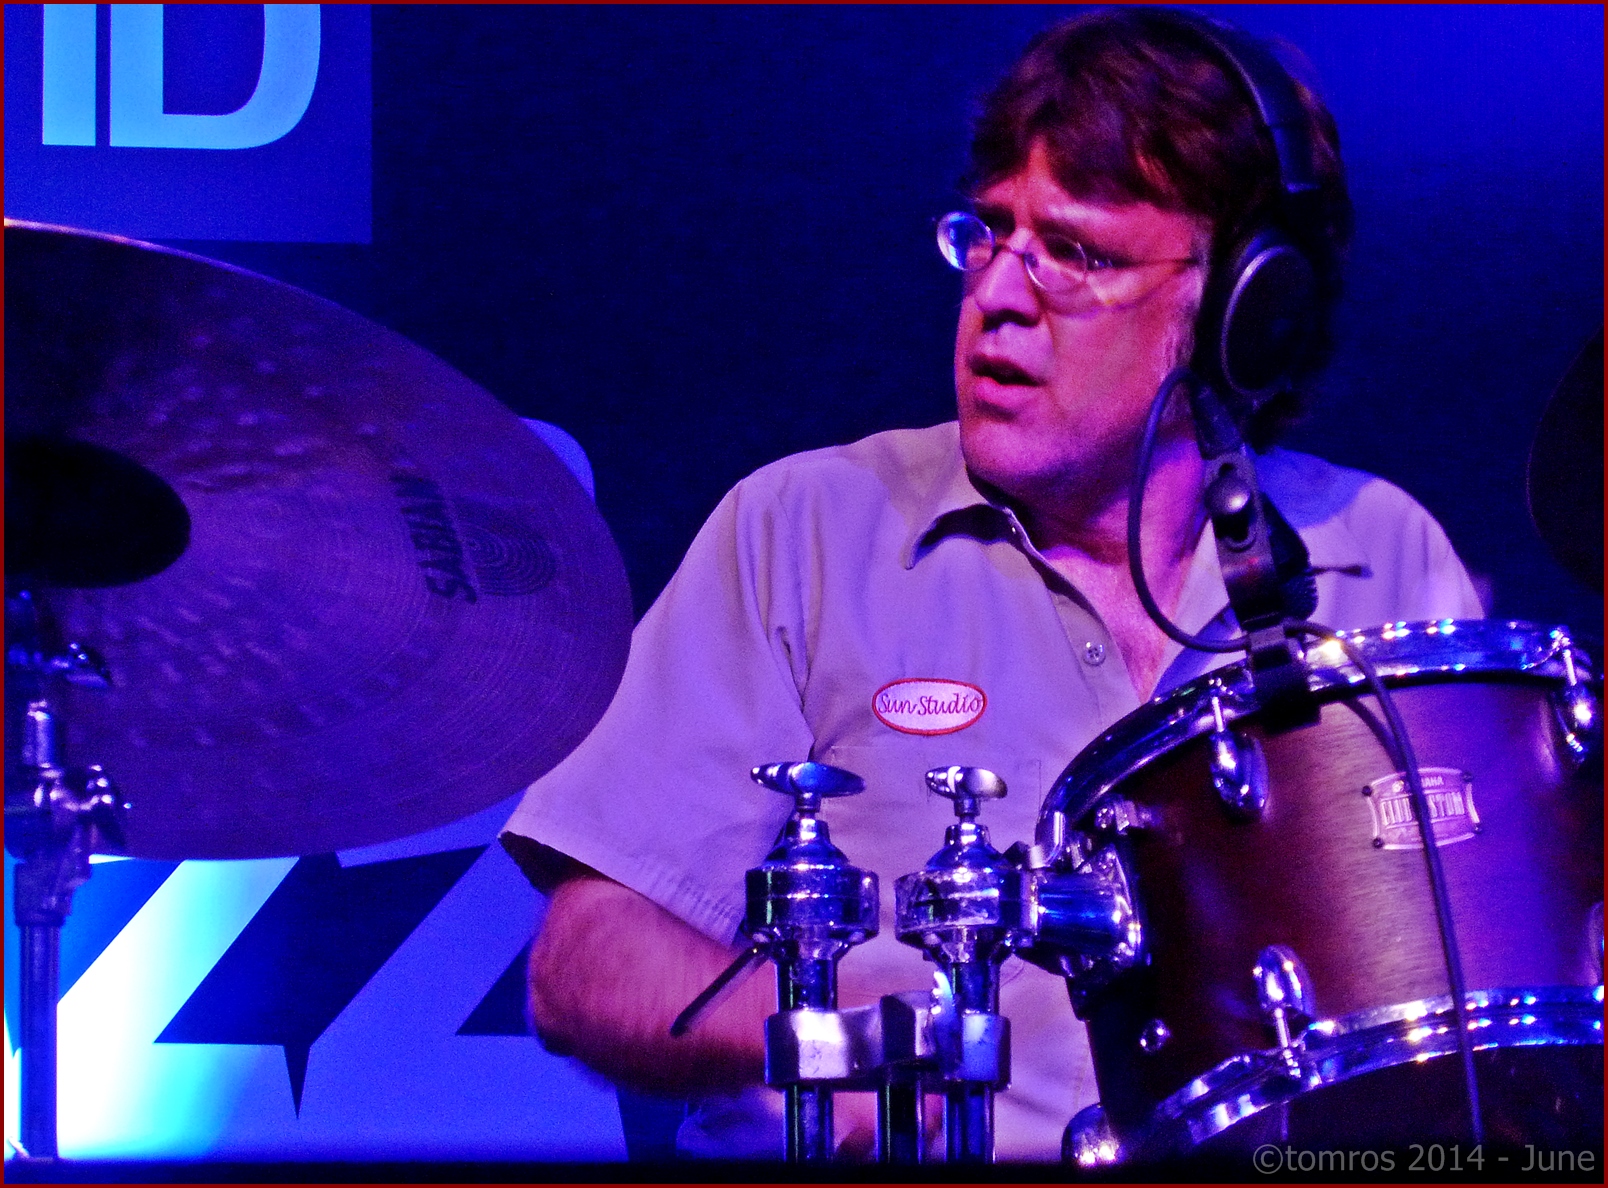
527, 872, 771, 1094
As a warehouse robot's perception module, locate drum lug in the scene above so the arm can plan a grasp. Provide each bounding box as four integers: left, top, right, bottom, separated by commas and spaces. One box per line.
1254, 944, 1315, 1077
1208, 694, 1269, 821
1552, 643, 1600, 763
1063, 1102, 1125, 1168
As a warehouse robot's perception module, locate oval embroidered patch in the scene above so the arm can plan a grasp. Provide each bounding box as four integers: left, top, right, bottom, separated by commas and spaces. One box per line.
872, 678, 987, 736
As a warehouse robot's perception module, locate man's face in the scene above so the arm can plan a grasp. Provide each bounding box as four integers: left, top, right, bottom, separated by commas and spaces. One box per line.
955, 141, 1209, 513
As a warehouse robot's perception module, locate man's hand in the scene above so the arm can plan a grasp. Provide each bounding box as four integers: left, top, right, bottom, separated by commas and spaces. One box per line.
529, 868, 947, 1155
528, 869, 771, 1094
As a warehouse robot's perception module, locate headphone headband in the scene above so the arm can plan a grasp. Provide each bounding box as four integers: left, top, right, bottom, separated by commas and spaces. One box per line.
1162, 11, 1321, 201
1149, 8, 1329, 408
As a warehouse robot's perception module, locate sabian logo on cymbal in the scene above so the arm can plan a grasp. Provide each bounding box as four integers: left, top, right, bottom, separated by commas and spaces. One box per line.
391, 472, 478, 603
390, 473, 556, 602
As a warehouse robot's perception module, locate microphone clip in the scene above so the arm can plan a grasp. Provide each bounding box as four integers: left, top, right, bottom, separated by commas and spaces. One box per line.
1187, 382, 1319, 732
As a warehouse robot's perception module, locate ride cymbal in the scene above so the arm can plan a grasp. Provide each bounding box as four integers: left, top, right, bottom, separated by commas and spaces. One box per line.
5, 221, 633, 859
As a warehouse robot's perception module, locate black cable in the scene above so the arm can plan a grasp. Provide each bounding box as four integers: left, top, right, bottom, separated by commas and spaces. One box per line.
1127, 366, 1244, 654
1123, 367, 1486, 1143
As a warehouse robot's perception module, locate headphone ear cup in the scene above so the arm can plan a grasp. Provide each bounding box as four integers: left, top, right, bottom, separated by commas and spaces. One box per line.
1199, 227, 1318, 408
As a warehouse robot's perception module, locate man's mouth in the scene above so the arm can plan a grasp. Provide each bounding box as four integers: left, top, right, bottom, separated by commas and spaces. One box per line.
969, 355, 1039, 386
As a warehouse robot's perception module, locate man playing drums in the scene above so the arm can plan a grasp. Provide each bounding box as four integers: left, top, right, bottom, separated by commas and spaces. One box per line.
501, 7, 1481, 1161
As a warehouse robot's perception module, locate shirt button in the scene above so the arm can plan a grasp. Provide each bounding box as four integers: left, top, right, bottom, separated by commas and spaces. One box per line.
1083, 641, 1107, 666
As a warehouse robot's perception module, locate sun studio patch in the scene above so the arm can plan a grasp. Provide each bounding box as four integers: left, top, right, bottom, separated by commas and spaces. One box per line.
872, 678, 986, 736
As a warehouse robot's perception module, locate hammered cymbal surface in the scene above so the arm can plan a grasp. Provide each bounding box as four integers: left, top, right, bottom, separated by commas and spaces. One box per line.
5, 221, 633, 859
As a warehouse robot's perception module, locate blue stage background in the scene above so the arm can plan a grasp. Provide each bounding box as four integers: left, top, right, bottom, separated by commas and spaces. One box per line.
4, 3, 1602, 1165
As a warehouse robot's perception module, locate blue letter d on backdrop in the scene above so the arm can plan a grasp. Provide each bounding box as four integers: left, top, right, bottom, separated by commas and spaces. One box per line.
43, 4, 321, 150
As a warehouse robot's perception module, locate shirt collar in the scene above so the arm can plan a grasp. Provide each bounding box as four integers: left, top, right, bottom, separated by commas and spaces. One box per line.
904, 432, 1370, 602
902, 433, 1012, 569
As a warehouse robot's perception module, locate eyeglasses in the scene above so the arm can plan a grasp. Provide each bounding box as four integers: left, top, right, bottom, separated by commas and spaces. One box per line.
935, 211, 1198, 299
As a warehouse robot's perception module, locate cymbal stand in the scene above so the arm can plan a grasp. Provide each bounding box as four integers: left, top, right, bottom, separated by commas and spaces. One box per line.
5, 588, 127, 1161
894, 766, 1025, 1164
672, 761, 878, 1162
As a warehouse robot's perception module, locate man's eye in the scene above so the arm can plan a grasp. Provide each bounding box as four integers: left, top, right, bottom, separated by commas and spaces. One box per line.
1040, 236, 1088, 266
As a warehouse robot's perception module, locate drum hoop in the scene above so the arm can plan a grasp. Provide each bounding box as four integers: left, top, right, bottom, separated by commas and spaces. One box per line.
1038, 620, 1587, 839
1142, 983, 1604, 1155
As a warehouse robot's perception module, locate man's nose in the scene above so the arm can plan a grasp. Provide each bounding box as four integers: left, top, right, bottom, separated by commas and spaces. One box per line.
970, 237, 1040, 322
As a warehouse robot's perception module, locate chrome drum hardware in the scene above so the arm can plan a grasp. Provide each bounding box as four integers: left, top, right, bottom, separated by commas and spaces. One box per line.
673, 760, 878, 1163
894, 766, 1026, 1164
1207, 692, 1269, 820
1064, 1102, 1125, 1168
1139, 985, 1604, 1157
1019, 845, 1145, 1002
745, 761, 880, 1162
1550, 633, 1600, 762
1254, 945, 1315, 1077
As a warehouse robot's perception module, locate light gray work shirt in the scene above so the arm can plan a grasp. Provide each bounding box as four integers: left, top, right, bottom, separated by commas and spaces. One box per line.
502, 422, 1483, 1160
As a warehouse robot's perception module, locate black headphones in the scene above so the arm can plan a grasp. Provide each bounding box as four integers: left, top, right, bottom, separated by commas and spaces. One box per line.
1155, 10, 1329, 411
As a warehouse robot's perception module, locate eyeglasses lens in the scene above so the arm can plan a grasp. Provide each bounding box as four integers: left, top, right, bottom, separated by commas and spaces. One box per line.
937, 213, 994, 273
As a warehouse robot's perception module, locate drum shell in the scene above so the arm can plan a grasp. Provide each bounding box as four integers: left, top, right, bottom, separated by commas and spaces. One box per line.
1075, 674, 1603, 1139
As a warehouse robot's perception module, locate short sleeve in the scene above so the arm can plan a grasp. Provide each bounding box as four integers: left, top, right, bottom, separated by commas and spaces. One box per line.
1257, 449, 1486, 628
500, 476, 814, 945
1345, 479, 1486, 622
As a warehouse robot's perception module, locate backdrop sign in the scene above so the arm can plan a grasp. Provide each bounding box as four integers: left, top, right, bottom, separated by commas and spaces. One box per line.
4, 4, 370, 242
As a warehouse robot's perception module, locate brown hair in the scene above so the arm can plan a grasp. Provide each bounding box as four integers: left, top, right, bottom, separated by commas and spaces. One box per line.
967, 7, 1353, 446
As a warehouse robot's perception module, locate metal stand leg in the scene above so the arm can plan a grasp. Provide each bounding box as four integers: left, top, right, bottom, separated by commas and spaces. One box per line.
878, 1066, 923, 1163
894, 767, 1023, 1167
778, 958, 838, 1161
18, 919, 62, 1160
943, 963, 1001, 1163
14, 844, 96, 1163
945, 1085, 994, 1163
4, 603, 127, 1164
784, 1086, 833, 1162
678, 763, 880, 1165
